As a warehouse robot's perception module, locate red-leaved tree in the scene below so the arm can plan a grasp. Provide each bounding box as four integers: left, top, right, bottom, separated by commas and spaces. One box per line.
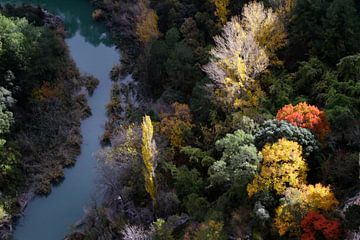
276, 102, 330, 141
301, 211, 341, 240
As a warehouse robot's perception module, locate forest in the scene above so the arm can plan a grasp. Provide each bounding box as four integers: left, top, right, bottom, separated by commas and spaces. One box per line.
81, 0, 360, 239
1, 0, 360, 239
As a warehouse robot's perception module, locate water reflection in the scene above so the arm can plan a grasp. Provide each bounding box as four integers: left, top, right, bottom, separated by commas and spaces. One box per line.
0, 0, 113, 46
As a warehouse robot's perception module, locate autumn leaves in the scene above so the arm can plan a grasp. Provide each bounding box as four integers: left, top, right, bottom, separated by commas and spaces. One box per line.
204, 1, 287, 112
247, 102, 339, 237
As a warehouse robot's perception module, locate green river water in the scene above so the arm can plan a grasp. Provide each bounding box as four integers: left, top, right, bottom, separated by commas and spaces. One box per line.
0, 1, 119, 239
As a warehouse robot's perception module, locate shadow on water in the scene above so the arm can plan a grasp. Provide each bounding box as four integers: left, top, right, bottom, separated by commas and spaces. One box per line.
1, 0, 113, 47
0, 0, 120, 239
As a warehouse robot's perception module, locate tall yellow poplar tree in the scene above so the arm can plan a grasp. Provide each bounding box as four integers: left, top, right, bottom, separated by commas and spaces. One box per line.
141, 115, 157, 204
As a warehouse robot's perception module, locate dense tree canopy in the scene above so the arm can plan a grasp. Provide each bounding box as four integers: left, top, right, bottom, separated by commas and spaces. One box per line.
22, 0, 360, 238
287, 0, 360, 66
274, 184, 338, 236
247, 138, 308, 196
209, 129, 261, 187
276, 102, 331, 141
0, 87, 13, 147
255, 119, 319, 157
87, 0, 360, 237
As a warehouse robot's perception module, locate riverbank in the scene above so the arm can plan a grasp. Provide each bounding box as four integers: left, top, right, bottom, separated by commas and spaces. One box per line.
90, 0, 141, 77
0, 5, 98, 238
90, 0, 161, 94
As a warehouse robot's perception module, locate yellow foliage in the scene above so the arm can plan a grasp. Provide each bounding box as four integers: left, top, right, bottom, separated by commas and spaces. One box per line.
136, 1, 160, 44
159, 103, 193, 148
0, 205, 7, 221
105, 125, 139, 163
242, 1, 287, 65
274, 183, 339, 236
194, 220, 226, 240
301, 184, 339, 211
256, 23, 287, 65
274, 0, 296, 21
205, 3, 278, 111
247, 138, 308, 197
214, 0, 229, 25
141, 115, 156, 203
213, 47, 265, 110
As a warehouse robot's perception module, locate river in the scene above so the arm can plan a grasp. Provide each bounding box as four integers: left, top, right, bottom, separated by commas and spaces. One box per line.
0, 0, 119, 239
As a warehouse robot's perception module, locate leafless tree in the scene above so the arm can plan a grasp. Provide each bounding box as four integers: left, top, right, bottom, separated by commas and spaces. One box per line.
121, 224, 150, 240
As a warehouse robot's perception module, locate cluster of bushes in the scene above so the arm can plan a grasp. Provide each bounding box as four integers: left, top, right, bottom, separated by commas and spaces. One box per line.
69, 0, 360, 239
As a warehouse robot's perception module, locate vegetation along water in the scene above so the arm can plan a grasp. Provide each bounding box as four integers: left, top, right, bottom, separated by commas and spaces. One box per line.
1, 0, 360, 239
0, 0, 119, 239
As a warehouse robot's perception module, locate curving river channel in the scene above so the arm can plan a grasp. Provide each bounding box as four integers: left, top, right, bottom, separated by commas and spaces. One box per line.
0, 0, 119, 239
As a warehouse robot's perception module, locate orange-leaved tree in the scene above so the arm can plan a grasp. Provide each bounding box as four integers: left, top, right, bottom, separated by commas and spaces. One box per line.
159, 102, 194, 148
276, 102, 330, 141
247, 138, 308, 197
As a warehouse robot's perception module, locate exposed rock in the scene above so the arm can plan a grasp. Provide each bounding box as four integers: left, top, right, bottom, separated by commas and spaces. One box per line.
165, 214, 190, 233
340, 191, 360, 240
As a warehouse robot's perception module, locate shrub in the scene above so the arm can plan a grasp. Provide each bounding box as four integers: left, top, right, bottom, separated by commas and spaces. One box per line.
193, 220, 227, 240
173, 166, 204, 199
83, 75, 99, 96
92, 9, 104, 21
184, 193, 210, 221
159, 103, 194, 148
0, 205, 8, 221
152, 218, 174, 240
255, 120, 319, 157
156, 191, 180, 218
